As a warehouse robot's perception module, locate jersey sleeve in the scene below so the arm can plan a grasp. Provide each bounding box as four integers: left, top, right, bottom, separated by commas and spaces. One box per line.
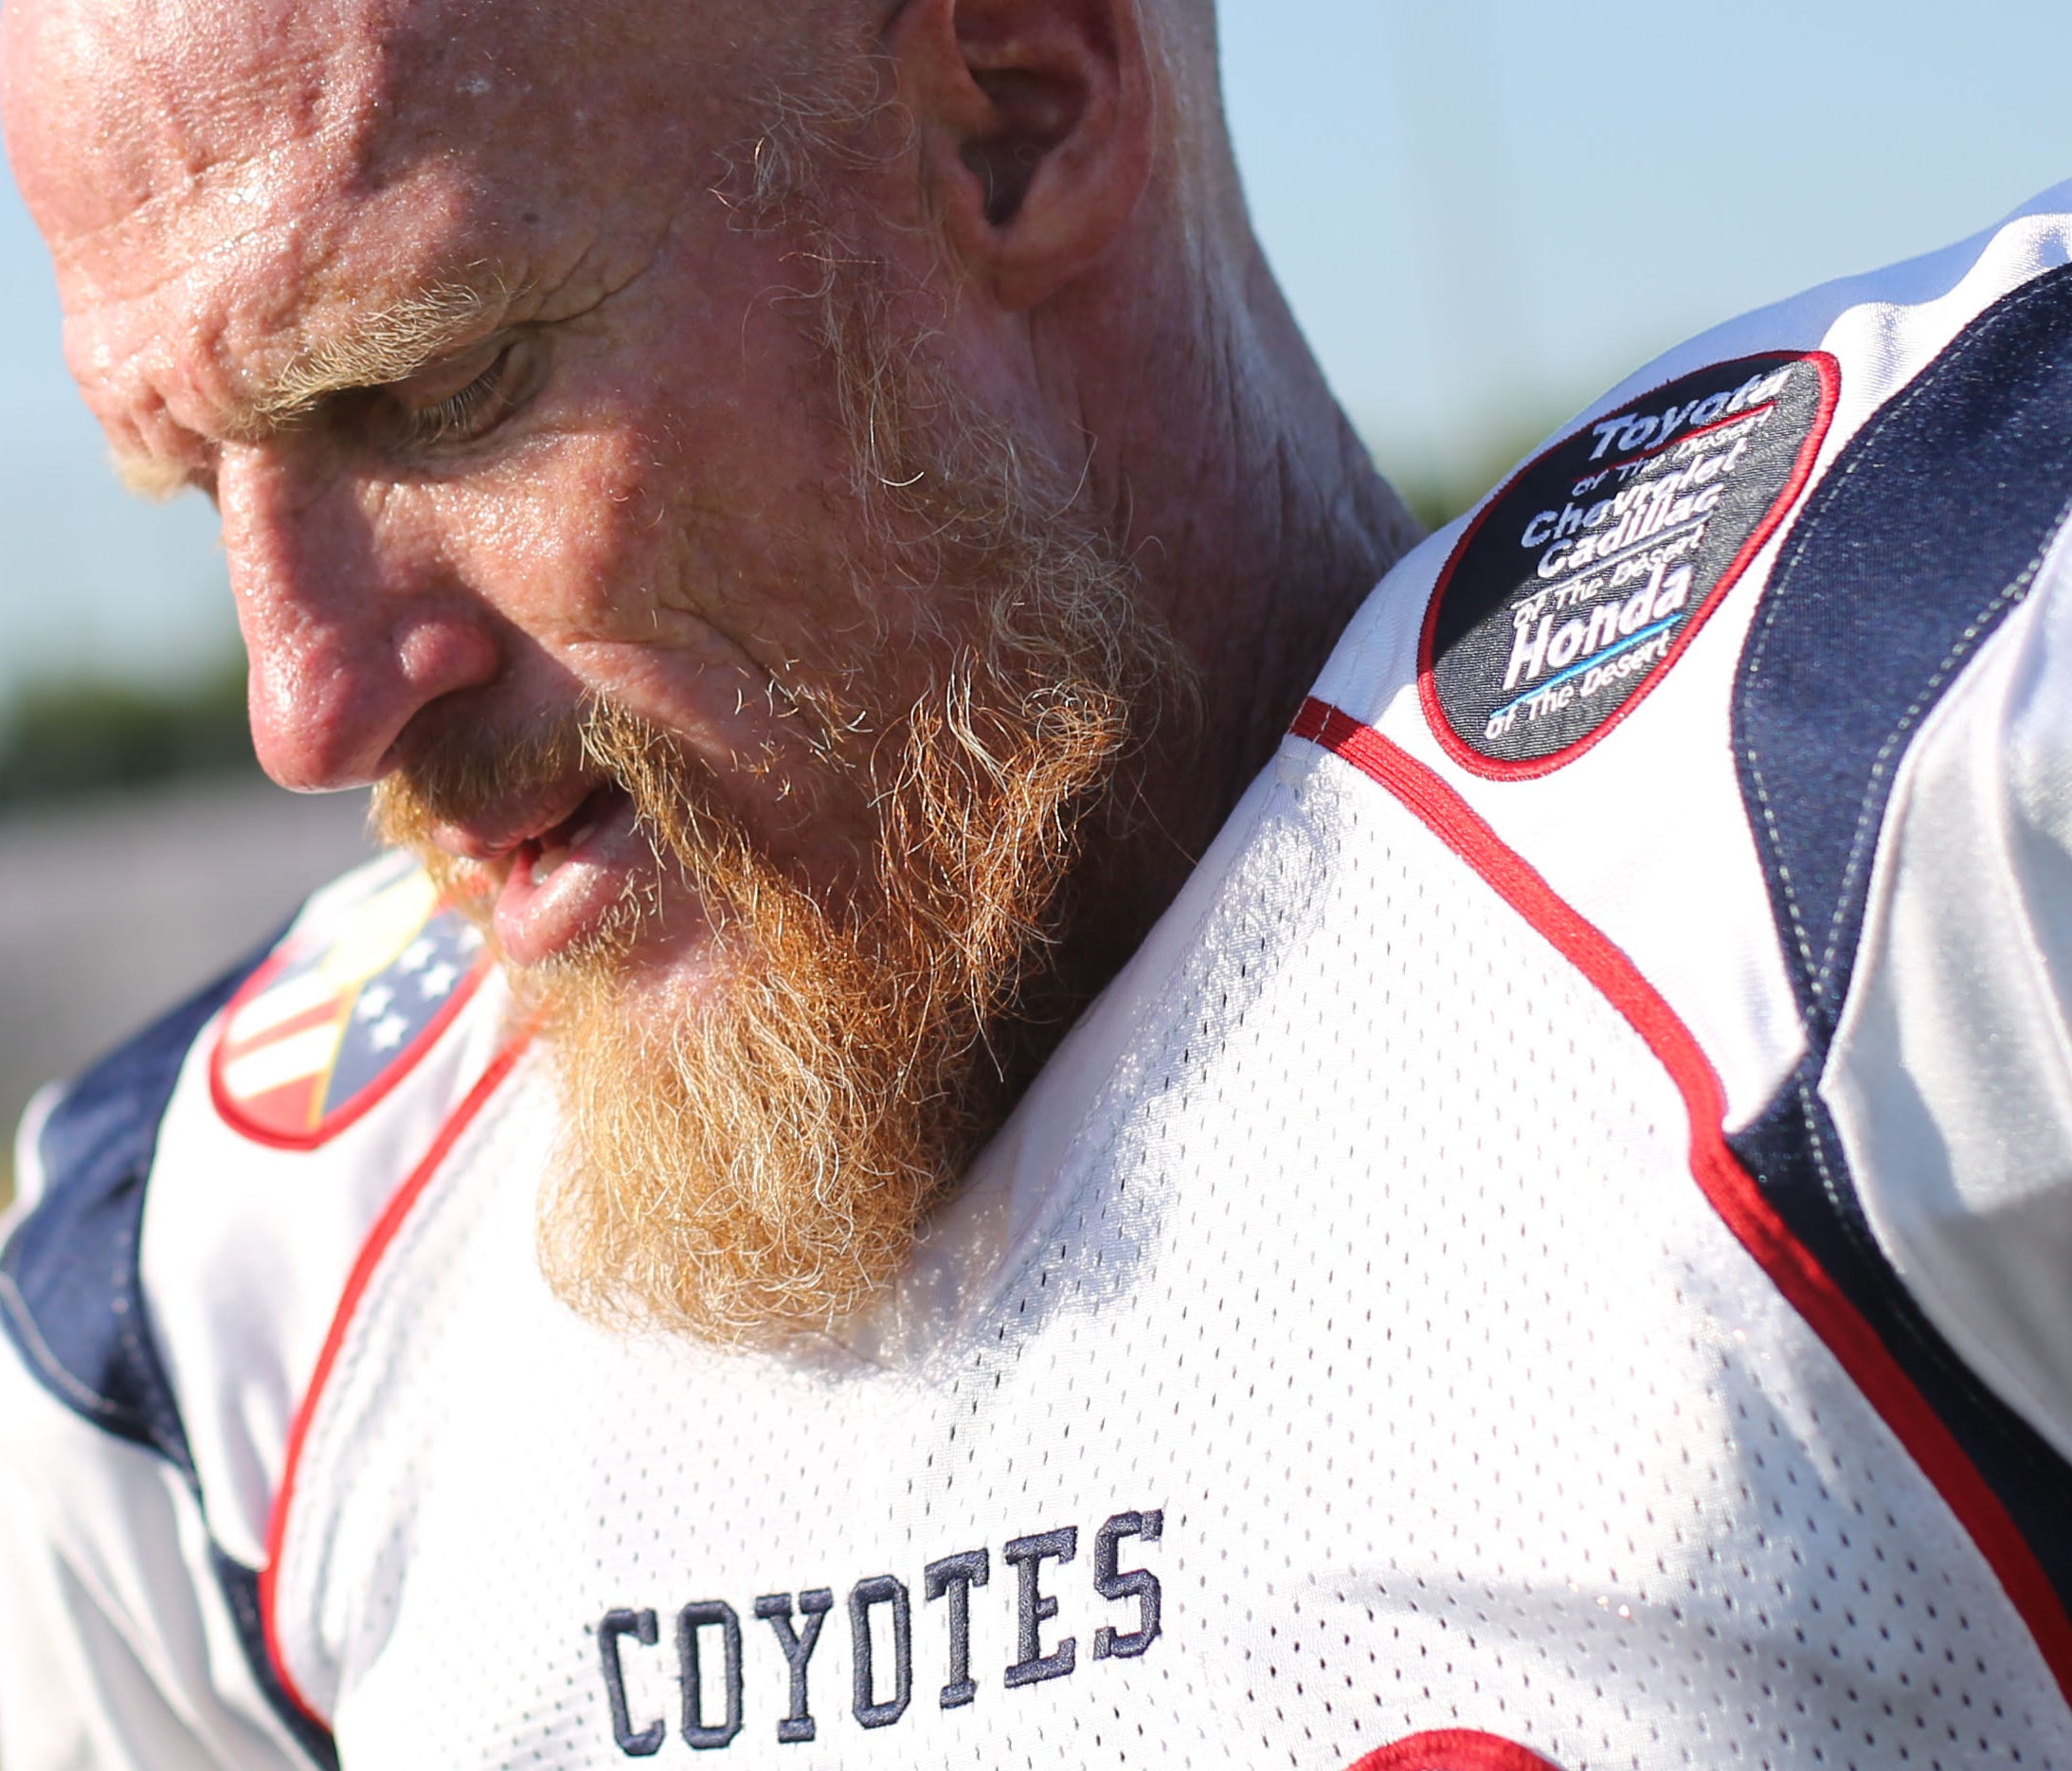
0, 1449, 159, 1771
0, 852, 507, 1769
0, 951, 336, 1771
0, 1377, 313, 1771
1822, 515, 2072, 1469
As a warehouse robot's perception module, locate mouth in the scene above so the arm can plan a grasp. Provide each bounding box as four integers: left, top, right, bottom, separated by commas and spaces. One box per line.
455, 781, 654, 968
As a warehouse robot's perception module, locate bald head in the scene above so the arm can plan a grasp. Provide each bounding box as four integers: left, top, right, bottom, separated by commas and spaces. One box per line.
1, 0, 1404, 978
4, 0, 825, 225
7, 0, 804, 448
2, 0, 1234, 281
2, 0, 1410, 1337
8, 0, 1264, 471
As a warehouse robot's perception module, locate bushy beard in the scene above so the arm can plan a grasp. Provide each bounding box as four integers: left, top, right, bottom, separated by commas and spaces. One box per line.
371, 94, 1187, 1341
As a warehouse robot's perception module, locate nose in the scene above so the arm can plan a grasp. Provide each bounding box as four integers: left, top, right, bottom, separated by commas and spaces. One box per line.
217, 443, 502, 792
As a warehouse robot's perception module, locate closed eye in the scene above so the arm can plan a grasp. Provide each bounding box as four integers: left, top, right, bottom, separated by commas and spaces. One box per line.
387, 338, 532, 451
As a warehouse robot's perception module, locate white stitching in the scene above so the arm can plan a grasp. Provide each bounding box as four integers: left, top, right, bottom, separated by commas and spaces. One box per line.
1740, 268, 2072, 1013
1793, 1077, 2064, 1477
1813, 498, 2072, 995
0, 1270, 137, 1425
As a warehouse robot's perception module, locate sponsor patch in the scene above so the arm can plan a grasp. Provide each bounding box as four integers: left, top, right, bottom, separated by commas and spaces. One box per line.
211, 864, 488, 1148
1420, 351, 1838, 775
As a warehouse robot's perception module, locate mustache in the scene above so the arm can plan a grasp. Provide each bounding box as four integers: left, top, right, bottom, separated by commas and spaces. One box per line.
369, 696, 779, 959
370, 708, 593, 844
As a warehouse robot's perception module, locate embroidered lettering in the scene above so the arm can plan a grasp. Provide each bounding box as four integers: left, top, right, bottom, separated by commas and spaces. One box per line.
924, 1549, 989, 1708
848, 1576, 912, 1729
599, 1504, 1162, 1747
1092, 1510, 1163, 1659
598, 1609, 666, 1757
676, 1600, 743, 1751
1002, 1527, 1077, 1689
753, 1589, 832, 1744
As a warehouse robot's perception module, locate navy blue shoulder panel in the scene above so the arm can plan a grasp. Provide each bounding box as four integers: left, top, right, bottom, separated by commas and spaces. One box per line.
0, 926, 340, 1770
1729, 261, 2072, 1611
212, 1546, 343, 1770
0, 941, 270, 1466
1736, 259, 2072, 1041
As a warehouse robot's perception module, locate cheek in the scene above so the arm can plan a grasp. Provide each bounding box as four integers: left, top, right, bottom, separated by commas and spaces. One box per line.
405, 428, 879, 846
405, 429, 694, 656
458, 407, 873, 674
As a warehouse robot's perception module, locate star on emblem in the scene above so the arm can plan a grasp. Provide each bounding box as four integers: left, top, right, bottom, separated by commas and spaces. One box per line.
418, 961, 460, 1001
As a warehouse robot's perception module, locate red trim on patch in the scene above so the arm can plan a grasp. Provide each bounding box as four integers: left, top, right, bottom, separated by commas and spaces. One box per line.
1292, 696, 2072, 1702
1346, 1730, 1563, 1771
1415, 350, 1841, 781
210, 945, 489, 1151
259, 1039, 530, 1729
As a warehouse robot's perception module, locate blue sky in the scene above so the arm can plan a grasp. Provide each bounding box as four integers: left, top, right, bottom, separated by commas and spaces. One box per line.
3, 0, 2069, 707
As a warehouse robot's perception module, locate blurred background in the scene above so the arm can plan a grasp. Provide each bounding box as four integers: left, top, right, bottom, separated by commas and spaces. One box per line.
3, 0, 2071, 1209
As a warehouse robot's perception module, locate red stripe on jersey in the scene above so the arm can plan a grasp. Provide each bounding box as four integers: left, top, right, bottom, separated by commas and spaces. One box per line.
1292, 695, 2072, 1703
1347, 1730, 1562, 1771
259, 1038, 531, 1729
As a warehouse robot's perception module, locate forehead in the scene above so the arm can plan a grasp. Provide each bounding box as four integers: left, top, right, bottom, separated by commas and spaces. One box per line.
17, 0, 505, 280
4, 0, 762, 429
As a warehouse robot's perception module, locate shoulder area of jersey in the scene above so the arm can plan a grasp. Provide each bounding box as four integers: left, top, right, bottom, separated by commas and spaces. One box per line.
6, 846, 512, 1240
0, 849, 515, 1522
1310, 178, 2072, 761
0, 852, 513, 1770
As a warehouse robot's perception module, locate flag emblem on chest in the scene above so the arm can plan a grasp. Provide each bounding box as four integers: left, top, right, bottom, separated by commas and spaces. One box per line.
209, 865, 489, 1147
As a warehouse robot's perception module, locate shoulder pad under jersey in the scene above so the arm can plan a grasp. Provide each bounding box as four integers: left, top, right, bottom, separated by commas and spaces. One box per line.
2, 847, 511, 1563
1297, 180, 2072, 1661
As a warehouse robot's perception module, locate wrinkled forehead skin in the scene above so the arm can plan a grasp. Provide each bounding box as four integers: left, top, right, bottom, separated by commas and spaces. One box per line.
1, 0, 803, 456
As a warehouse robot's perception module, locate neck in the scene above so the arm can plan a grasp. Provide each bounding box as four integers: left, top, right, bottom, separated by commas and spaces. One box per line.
1001, 226, 1419, 1065
1072, 231, 1421, 881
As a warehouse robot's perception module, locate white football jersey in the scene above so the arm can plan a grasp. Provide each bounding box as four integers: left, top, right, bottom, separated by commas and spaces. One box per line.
9, 185, 2072, 1771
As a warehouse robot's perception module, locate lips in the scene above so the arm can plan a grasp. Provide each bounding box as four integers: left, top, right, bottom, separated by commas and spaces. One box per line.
423, 775, 661, 968
483, 782, 657, 967
517, 786, 619, 887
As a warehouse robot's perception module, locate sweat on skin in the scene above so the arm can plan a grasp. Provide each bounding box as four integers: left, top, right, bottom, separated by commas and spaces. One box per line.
1, 0, 1419, 1334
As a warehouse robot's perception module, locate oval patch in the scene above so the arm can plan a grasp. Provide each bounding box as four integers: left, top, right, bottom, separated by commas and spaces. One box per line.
211, 865, 490, 1148
1346, 1728, 1564, 1771
1420, 350, 1839, 776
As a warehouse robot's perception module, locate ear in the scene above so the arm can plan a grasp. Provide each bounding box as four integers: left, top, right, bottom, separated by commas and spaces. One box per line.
886, 0, 1154, 312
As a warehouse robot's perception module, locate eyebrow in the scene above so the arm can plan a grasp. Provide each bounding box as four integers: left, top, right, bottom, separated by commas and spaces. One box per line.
249, 279, 497, 425
107, 278, 513, 497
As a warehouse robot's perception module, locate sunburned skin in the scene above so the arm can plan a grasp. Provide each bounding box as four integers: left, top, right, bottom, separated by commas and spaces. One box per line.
2, 0, 1421, 1331
4, 0, 1414, 984
8, 1, 909, 967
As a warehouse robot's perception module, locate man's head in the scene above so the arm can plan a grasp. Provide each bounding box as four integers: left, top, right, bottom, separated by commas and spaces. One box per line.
4, 0, 1407, 1337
